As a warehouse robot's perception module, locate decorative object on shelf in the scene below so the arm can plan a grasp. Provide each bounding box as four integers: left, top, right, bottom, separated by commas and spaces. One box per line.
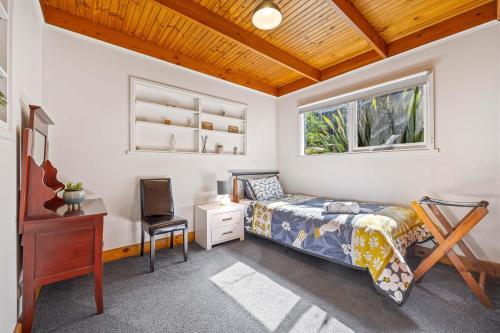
228, 125, 239, 134
163, 97, 177, 108
168, 134, 176, 151
186, 116, 193, 127
215, 143, 224, 154
202, 121, 213, 130
233, 146, 238, 154
63, 181, 85, 209
220, 108, 226, 116
252, 0, 283, 30
201, 135, 208, 153
216, 180, 231, 205
164, 118, 172, 125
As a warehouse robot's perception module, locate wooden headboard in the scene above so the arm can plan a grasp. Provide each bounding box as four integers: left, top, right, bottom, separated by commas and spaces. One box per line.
230, 170, 279, 203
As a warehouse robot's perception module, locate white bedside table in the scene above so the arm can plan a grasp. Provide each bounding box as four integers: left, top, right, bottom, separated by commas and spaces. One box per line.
194, 202, 245, 249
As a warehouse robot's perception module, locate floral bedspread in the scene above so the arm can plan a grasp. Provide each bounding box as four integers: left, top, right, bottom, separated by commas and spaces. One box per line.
244, 195, 431, 305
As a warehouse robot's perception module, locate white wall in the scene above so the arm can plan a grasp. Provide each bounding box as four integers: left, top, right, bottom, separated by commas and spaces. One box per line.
277, 23, 500, 262
42, 27, 278, 250
0, 1, 43, 332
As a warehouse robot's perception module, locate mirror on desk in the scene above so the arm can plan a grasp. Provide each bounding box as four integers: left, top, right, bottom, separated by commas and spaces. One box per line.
33, 129, 47, 166
28, 105, 53, 166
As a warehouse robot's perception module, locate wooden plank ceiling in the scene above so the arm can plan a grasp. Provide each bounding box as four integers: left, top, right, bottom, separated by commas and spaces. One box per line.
40, 0, 498, 96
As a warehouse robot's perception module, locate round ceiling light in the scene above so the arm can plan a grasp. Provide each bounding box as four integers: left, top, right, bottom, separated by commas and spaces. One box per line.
252, 1, 283, 30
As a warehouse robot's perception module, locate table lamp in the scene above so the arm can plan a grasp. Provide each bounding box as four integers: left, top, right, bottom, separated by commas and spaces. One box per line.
216, 180, 231, 205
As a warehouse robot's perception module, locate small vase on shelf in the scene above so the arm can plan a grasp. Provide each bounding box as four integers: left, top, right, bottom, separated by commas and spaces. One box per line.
169, 134, 176, 151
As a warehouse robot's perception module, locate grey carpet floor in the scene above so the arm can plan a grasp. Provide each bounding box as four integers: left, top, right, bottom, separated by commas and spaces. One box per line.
33, 235, 500, 333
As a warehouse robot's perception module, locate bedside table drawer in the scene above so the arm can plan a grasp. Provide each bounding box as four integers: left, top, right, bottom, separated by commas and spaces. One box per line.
211, 210, 243, 227
212, 223, 242, 245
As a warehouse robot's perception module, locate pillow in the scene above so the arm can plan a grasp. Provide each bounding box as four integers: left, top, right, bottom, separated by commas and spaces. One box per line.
243, 180, 257, 200
247, 176, 285, 201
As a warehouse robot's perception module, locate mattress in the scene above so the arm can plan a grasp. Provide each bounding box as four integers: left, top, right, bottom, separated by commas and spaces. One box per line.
243, 194, 431, 305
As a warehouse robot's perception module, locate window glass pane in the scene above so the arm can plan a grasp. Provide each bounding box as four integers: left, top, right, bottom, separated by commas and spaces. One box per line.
357, 85, 425, 148
304, 105, 348, 155
0, 77, 6, 124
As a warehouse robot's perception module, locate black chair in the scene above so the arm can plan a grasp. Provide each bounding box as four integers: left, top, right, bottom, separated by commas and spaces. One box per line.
140, 178, 188, 272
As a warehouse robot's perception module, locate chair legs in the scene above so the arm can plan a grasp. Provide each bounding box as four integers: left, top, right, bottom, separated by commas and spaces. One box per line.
140, 229, 145, 257
183, 229, 188, 262
150, 234, 156, 273
146, 228, 187, 272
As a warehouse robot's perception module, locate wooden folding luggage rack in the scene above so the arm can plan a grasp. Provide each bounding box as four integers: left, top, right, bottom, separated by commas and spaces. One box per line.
411, 196, 493, 308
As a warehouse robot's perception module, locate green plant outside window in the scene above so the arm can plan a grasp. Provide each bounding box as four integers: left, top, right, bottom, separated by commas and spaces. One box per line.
303, 83, 426, 155
304, 105, 348, 155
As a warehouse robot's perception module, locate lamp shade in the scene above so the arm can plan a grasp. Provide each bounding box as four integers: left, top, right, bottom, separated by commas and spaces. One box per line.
252, 0, 282, 30
217, 180, 230, 195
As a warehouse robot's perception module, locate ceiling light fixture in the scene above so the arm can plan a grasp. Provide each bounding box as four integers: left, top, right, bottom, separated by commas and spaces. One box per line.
252, 0, 283, 30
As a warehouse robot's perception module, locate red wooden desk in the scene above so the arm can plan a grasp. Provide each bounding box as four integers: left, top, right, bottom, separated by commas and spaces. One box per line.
22, 199, 107, 333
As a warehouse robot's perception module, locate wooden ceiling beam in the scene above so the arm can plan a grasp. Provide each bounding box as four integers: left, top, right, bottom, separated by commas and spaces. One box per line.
388, 2, 497, 57
326, 0, 387, 58
321, 50, 379, 81
153, 0, 320, 82
277, 78, 316, 96
279, 2, 497, 96
41, 6, 278, 96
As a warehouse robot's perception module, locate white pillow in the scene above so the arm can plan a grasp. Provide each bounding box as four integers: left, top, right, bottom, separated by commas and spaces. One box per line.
247, 176, 284, 201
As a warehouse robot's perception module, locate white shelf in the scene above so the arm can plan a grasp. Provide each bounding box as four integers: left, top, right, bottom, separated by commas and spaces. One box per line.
201, 152, 245, 156
131, 77, 247, 156
0, 64, 6, 78
134, 146, 198, 154
136, 120, 198, 131
0, 2, 7, 21
201, 129, 245, 137
136, 99, 199, 115
201, 112, 245, 122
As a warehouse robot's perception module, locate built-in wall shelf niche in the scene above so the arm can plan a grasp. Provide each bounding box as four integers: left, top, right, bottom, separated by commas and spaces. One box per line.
130, 77, 247, 156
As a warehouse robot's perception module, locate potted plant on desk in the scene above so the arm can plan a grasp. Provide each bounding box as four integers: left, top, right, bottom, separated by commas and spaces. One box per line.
63, 181, 85, 210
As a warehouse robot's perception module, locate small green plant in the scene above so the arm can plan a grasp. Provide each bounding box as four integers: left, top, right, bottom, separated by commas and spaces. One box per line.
66, 182, 83, 191
0, 91, 6, 107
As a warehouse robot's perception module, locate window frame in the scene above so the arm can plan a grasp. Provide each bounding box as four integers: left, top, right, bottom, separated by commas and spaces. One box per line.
298, 71, 434, 156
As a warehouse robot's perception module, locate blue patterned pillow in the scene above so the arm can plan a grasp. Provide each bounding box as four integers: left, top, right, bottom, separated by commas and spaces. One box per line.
248, 176, 284, 201
243, 180, 257, 200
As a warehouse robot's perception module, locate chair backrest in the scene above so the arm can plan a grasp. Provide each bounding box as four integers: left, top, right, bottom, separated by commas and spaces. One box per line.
140, 178, 174, 218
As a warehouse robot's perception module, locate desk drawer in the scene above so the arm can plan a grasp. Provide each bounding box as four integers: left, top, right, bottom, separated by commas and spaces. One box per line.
211, 223, 242, 245
211, 210, 243, 228
35, 227, 95, 279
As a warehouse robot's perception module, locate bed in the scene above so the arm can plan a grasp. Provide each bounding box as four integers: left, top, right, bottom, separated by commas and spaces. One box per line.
232, 171, 432, 306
